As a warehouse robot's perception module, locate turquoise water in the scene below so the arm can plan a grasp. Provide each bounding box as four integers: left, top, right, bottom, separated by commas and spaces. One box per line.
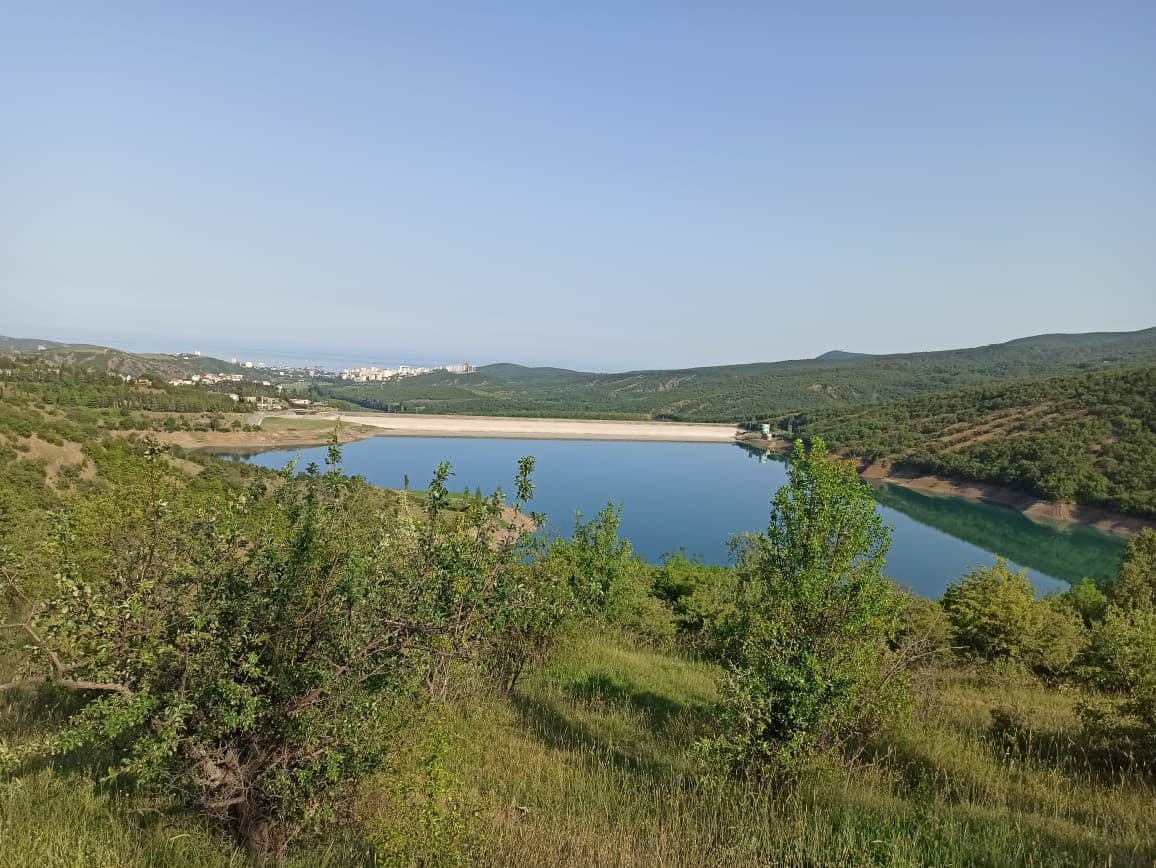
226, 437, 1126, 598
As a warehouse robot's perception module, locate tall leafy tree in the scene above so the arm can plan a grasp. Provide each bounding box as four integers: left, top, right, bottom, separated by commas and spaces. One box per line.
709, 437, 903, 773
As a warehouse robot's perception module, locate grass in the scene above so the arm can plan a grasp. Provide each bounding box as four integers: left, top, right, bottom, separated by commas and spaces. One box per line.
258, 417, 338, 432
258, 417, 377, 438
2, 633, 1154, 866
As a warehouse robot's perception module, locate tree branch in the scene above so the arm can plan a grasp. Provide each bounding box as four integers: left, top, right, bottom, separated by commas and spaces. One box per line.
0, 675, 133, 697
2, 622, 132, 696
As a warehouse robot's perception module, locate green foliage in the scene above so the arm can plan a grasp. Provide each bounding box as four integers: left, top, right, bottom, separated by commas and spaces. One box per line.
792, 366, 1156, 517
1, 440, 540, 862
707, 438, 904, 773
890, 592, 953, 662
1078, 606, 1156, 766
1060, 577, 1109, 626
317, 329, 1156, 422
941, 560, 1088, 675
1108, 528, 1156, 608
652, 554, 740, 658
544, 504, 639, 620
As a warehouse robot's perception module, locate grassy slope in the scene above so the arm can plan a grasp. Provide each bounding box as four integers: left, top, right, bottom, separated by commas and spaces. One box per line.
323, 327, 1156, 422
3, 633, 1153, 866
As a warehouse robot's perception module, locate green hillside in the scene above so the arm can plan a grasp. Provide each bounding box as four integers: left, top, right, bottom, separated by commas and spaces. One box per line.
0, 335, 66, 352
19, 344, 257, 380
320, 327, 1156, 421
788, 366, 1156, 517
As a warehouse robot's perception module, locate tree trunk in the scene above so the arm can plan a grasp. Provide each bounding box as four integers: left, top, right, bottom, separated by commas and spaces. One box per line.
237, 802, 292, 865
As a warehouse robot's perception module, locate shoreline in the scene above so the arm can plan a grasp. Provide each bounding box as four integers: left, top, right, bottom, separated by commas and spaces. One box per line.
166, 416, 1151, 539
737, 436, 1151, 538
156, 412, 741, 455
268, 410, 741, 443
152, 422, 381, 454
860, 462, 1152, 539
316, 410, 742, 442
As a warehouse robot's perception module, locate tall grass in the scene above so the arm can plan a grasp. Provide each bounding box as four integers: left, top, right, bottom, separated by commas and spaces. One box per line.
3, 633, 1153, 866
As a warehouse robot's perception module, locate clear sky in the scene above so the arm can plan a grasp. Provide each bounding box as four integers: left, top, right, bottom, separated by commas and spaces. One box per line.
3, 2, 1154, 370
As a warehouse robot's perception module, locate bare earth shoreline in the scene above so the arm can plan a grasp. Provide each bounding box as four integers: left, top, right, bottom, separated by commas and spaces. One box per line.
162, 412, 1151, 538
742, 437, 1151, 538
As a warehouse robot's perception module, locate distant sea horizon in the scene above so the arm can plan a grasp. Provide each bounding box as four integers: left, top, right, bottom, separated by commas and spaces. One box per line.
115, 339, 466, 372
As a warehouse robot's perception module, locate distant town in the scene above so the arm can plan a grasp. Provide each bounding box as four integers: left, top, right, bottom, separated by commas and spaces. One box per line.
338, 362, 475, 382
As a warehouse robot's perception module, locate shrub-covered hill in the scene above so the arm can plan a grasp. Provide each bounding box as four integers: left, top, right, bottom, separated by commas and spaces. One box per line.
7, 341, 257, 381
786, 366, 1156, 517
321, 327, 1156, 421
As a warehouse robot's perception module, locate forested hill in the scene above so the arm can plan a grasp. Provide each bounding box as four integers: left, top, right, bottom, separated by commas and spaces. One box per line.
322, 327, 1156, 421
786, 366, 1156, 518
4, 341, 254, 380
0, 335, 66, 352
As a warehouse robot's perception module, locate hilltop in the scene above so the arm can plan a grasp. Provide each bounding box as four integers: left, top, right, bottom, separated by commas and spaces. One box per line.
0, 334, 66, 352
319, 327, 1156, 421
0, 337, 290, 382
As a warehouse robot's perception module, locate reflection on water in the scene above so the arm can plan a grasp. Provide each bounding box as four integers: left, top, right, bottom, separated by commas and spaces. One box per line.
222, 437, 1128, 598
870, 483, 1124, 586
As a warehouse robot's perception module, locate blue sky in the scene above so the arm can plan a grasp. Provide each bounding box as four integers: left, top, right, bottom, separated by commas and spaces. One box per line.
3, 2, 1154, 370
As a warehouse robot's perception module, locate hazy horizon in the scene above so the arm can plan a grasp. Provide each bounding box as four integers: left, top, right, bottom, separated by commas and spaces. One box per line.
6, 322, 1156, 375
4, 4, 1155, 368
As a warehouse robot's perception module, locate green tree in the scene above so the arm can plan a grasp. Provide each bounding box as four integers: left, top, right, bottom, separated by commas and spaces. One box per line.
1079, 605, 1156, 765
941, 560, 1087, 675
942, 560, 1044, 663
708, 437, 903, 773
0, 440, 538, 863
1108, 528, 1156, 609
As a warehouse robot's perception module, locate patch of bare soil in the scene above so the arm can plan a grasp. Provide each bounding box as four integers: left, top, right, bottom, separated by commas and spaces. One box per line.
860, 460, 1151, 538
151, 425, 380, 454
22, 435, 95, 488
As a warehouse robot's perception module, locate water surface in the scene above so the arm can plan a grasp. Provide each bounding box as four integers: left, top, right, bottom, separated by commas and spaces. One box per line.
226, 437, 1126, 598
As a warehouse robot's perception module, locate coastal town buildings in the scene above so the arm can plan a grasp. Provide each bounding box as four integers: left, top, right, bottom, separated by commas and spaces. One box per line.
338, 362, 475, 382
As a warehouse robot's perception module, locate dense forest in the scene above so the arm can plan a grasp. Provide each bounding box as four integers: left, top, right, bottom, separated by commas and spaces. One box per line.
320, 327, 1156, 421
1, 376, 1155, 865
786, 366, 1156, 518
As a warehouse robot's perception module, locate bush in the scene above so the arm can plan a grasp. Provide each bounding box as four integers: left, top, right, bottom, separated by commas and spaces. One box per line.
1030, 597, 1089, 676
942, 560, 1042, 664
1108, 528, 1156, 609
652, 554, 739, 659
0, 441, 540, 862
1078, 605, 1156, 765
544, 503, 638, 620
706, 438, 905, 774
1060, 577, 1109, 626
941, 560, 1088, 674
890, 593, 953, 663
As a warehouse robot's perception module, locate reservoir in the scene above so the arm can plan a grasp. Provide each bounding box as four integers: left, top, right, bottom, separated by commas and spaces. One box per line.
227, 437, 1126, 598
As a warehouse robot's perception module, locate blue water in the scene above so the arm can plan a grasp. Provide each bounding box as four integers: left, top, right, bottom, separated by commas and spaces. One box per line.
225, 437, 1126, 598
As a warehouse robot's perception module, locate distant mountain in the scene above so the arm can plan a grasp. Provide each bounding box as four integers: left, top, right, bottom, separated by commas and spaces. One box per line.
0, 334, 66, 352
3, 340, 258, 380
319, 326, 1156, 422
814, 350, 869, 361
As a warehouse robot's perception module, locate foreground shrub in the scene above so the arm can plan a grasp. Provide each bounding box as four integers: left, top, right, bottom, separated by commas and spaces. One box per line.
890, 593, 953, 663
652, 554, 740, 659
1108, 527, 1156, 609
1060, 577, 1109, 626
1078, 605, 1156, 765
707, 438, 905, 774
941, 560, 1040, 662
941, 560, 1087, 675
1, 440, 537, 863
